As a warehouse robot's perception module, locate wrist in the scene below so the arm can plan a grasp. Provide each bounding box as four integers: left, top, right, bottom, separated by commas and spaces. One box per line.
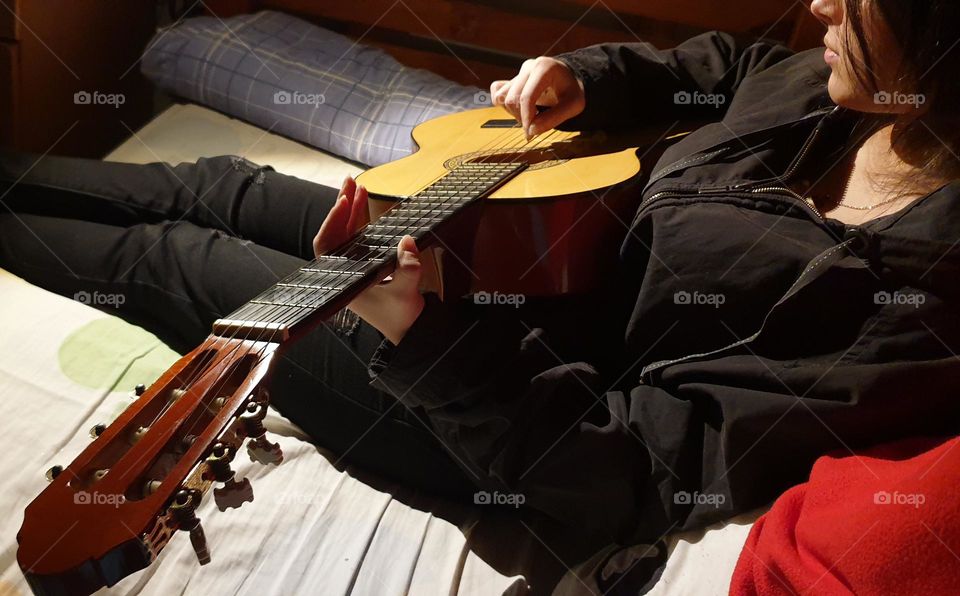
385, 293, 425, 345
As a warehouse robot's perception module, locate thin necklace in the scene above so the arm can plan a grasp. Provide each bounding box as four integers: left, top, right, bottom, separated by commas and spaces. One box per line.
837, 195, 907, 211
833, 117, 908, 211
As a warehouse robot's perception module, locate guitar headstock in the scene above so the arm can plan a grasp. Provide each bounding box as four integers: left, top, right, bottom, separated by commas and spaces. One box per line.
17, 334, 283, 595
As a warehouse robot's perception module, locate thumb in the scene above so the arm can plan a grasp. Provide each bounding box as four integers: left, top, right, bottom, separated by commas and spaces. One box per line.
529, 97, 582, 136
389, 235, 422, 289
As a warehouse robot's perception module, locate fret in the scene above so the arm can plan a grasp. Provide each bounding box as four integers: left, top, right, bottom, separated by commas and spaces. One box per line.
249, 300, 315, 308
363, 227, 430, 238
276, 282, 343, 291
301, 267, 366, 276
255, 286, 327, 308
375, 216, 444, 226
283, 269, 355, 289
213, 161, 527, 340
389, 206, 458, 215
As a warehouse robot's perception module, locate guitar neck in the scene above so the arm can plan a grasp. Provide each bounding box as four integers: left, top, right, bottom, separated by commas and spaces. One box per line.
212, 161, 526, 342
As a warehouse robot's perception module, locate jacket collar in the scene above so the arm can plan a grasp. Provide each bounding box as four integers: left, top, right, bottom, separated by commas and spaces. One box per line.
863, 182, 960, 301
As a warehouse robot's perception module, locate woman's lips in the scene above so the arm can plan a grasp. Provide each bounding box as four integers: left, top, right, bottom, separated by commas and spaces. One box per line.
824, 47, 840, 65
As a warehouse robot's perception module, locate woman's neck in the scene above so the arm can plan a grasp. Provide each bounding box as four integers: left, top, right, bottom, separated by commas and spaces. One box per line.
813, 122, 946, 225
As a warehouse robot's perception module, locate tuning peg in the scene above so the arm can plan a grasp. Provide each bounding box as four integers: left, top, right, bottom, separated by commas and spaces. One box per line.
247, 436, 283, 466
170, 489, 211, 565
239, 401, 283, 465
207, 443, 254, 511
89, 423, 106, 439
214, 477, 253, 511
45, 465, 63, 482
135, 384, 146, 396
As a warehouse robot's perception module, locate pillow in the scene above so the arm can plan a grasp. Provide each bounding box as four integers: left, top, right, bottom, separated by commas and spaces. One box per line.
141, 10, 485, 166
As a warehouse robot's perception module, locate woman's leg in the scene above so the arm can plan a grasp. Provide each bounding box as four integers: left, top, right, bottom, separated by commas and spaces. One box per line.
0, 152, 338, 259
0, 212, 477, 497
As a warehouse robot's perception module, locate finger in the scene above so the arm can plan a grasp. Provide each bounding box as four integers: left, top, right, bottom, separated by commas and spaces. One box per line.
378, 235, 421, 285
313, 195, 350, 255
347, 184, 370, 232
397, 235, 420, 267
529, 96, 582, 136
340, 176, 357, 201
504, 69, 531, 122
490, 80, 509, 104
346, 236, 422, 320
519, 66, 553, 138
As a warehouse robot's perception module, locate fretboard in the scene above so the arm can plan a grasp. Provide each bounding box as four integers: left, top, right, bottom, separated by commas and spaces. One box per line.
212, 161, 526, 341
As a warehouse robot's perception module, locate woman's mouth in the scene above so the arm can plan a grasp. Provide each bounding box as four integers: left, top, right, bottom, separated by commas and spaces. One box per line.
824, 47, 840, 65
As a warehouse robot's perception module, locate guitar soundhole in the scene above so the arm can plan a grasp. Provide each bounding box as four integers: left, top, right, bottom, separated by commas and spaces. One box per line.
443, 149, 569, 171
445, 150, 568, 171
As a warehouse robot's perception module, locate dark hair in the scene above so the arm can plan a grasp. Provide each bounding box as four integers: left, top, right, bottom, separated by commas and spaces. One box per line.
843, 0, 960, 188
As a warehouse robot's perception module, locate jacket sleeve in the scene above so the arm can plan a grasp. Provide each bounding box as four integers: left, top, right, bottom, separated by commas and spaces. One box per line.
369, 295, 958, 544
553, 31, 796, 130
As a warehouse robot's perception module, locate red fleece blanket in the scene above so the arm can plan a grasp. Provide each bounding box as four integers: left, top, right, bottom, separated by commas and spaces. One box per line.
730, 435, 960, 595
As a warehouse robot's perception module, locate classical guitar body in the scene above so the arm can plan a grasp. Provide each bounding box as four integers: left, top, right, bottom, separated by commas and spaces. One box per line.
358, 106, 646, 297
16, 106, 657, 595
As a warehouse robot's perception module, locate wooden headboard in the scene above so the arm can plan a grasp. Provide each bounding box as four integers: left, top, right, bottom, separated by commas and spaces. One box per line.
204, 0, 824, 87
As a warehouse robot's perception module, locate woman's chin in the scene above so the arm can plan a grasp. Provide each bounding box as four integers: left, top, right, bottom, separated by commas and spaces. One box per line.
827, 76, 873, 113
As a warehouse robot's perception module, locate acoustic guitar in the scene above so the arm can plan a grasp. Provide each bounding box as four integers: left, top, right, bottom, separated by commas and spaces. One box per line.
16, 106, 665, 595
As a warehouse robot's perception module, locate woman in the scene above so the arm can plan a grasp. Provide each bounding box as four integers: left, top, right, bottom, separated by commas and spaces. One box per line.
2, 0, 958, 543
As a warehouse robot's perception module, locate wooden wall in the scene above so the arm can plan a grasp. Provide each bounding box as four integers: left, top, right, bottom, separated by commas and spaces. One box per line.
205, 0, 823, 87
0, 1, 157, 157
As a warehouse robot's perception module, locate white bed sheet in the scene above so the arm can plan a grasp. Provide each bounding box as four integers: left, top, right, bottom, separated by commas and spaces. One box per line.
1, 102, 758, 596
0, 104, 524, 596
107, 102, 762, 596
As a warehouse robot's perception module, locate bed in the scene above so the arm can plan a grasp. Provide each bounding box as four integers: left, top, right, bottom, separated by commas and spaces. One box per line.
0, 103, 760, 595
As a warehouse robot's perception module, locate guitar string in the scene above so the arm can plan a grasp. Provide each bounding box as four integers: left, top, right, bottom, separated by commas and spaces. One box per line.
231, 122, 531, 330
145, 125, 556, 468
161, 123, 538, 413
255, 124, 562, 335
139, 122, 559, 436
261, 126, 567, 335
123, 123, 568, 489
125, 123, 538, 464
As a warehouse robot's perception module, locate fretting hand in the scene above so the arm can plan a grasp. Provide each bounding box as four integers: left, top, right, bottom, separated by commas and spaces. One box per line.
313, 177, 425, 345
490, 56, 585, 139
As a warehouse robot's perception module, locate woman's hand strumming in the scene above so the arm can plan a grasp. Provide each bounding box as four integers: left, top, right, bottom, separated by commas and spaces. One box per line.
490, 56, 585, 139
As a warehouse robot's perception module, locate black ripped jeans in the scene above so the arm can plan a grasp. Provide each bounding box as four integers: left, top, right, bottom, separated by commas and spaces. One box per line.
0, 152, 476, 497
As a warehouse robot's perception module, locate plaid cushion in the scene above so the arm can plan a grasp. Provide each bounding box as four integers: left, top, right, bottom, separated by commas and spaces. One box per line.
142, 10, 485, 166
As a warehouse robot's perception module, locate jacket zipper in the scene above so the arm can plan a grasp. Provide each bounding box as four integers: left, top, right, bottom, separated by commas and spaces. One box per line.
640, 108, 834, 220
750, 185, 824, 219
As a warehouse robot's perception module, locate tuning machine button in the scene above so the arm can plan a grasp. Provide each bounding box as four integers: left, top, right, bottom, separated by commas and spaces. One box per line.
247, 436, 283, 466
207, 442, 254, 511
89, 423, 107, 439
45, 465, 63, 482
170, 489, 211, 565
239, 402, 283, 466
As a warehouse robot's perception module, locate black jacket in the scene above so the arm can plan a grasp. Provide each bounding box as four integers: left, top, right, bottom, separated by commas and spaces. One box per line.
369, 32, 960, 543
